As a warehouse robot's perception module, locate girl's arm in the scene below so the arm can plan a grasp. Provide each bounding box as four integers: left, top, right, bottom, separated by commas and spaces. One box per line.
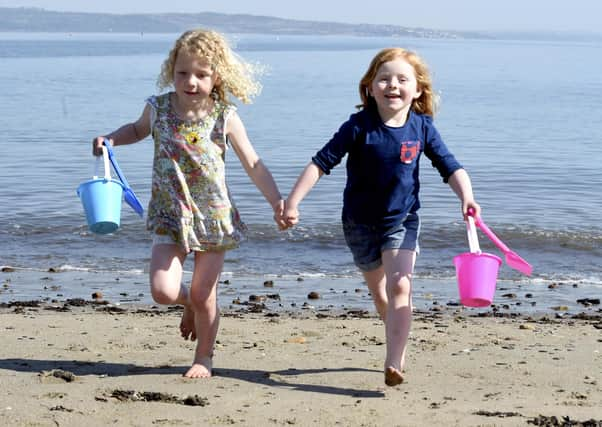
284, 161, 324, 226
226, 111, 284, 220
92, 104, 152, 156
447, 168, 481, 219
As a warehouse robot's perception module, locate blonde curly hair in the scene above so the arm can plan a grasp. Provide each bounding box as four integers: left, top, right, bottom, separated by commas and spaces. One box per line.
157, 29, 262, 104
358, 47, 439, 117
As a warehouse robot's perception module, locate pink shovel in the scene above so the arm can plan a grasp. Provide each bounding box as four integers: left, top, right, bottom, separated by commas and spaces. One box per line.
468, 209, 532, 276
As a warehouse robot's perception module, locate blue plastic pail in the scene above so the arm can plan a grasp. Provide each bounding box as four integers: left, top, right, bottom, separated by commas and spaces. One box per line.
77, 178, 124, 234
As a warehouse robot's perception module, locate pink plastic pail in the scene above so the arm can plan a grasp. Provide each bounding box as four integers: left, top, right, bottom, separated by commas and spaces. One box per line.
453, 252, 502, 307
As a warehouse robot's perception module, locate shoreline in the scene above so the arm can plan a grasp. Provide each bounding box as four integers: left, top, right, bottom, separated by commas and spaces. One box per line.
2, 267, 600, 318
1, 301, 601, 426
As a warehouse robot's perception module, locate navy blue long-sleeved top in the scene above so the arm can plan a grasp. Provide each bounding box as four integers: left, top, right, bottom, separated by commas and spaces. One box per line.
312, 107, 462, 227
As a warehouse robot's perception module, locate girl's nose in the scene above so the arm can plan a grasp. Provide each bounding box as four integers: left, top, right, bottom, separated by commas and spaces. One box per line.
184, 74, 197, 85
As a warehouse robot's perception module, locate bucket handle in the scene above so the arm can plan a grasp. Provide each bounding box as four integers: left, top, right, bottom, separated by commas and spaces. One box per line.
93, 145, 112, 181
466, 215, 481, 254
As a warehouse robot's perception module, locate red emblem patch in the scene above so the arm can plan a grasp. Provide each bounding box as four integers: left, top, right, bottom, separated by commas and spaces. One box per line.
400, 140, 420, 164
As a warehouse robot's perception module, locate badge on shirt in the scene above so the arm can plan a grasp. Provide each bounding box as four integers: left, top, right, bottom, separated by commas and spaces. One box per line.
400, 140, 421, 164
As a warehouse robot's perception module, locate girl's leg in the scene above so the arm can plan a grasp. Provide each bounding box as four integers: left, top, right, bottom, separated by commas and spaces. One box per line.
381, 248, 416, 386
362, 266, 387, 320
184, 250, 225, 379
149, 244, 196, 339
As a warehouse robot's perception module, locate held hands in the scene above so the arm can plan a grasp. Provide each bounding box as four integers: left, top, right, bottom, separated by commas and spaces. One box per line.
283, 200, 299, 228
272, 200, 287, 230
272, 199, 299, 230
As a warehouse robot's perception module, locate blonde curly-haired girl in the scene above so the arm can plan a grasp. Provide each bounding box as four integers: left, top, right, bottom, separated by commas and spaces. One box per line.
92, 28, 286, 379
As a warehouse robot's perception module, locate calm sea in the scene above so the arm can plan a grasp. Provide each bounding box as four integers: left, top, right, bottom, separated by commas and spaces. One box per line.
0, 32, 600, 311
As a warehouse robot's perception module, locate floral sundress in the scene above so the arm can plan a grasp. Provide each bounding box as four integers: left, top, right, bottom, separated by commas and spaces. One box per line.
145, 92, 246, 252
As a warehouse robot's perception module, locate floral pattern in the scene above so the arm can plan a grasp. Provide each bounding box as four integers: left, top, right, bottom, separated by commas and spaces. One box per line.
145, 93, 246, 252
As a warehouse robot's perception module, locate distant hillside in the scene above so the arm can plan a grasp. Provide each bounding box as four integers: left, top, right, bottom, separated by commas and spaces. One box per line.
0, 7, 484, 39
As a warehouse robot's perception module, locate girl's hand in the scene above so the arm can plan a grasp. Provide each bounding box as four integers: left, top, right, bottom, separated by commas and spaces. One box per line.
283, 200, 299, 228
463, 199, 481, 221
92, 137, 111, 156
272, 199, 289, 230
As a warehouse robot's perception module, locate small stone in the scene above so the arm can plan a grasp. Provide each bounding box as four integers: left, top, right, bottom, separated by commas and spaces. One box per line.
307, 291, 320, 300
182, 395, 209, 406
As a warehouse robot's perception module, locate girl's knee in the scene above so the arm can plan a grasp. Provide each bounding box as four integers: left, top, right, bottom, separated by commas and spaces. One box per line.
150, 285, 179, 305
387, 277, 412, 299
189, 285, 217, 311
149, 275, 186, 305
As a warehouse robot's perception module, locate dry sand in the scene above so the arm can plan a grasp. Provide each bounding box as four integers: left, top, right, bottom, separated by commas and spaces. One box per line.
1, 300, 601, 426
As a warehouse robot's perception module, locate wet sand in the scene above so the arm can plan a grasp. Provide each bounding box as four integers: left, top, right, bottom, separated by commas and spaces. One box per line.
1, 298, 601, 426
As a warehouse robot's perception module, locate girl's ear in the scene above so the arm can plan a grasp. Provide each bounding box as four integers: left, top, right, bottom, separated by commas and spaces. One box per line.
210, 69, 221, 88
413, 84, 423, 100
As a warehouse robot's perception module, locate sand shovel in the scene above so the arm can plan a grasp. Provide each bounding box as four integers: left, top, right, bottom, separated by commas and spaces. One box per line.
103, 139, 144, 218
468, 209, 532, 276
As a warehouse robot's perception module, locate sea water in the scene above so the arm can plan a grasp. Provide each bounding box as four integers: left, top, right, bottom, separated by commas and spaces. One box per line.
0, 32, 600, 312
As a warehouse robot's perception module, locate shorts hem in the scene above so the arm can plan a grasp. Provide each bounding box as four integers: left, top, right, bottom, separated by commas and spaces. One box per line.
355, 258, 383, 272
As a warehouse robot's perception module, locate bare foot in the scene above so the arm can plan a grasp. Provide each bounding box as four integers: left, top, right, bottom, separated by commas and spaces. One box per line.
384, 366, 404, 386
180, 304, 196, 341
183, 356, 212, 379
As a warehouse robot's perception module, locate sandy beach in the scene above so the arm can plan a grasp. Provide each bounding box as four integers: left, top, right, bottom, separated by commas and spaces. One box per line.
1, 298, 601, 427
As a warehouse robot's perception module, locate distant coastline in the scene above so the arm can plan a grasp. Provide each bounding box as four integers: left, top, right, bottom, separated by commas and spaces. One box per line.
0, 7, 473, 39
1, 7, 601, 42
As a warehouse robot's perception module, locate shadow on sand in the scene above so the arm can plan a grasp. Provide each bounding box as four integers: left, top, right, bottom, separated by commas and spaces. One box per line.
0, 358, 384, 398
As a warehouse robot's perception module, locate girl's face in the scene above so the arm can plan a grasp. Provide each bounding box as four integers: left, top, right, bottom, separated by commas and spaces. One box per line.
173, 49, 219, 107
369, 58, 422, 125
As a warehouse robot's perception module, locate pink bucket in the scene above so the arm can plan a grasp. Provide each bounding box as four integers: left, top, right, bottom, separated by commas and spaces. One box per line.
453, 252, 502, 307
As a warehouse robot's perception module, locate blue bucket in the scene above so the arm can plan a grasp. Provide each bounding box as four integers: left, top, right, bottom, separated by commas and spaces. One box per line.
77, 178, 124, 234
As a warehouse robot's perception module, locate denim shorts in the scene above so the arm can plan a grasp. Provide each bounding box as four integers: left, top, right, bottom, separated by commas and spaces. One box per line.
342, 213, 420, 272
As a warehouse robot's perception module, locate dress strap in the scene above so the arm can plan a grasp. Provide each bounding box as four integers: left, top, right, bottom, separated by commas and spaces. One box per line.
218, 104, 236, 147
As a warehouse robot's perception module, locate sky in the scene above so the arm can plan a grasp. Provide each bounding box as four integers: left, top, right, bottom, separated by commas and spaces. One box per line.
2, 0, 602, 33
